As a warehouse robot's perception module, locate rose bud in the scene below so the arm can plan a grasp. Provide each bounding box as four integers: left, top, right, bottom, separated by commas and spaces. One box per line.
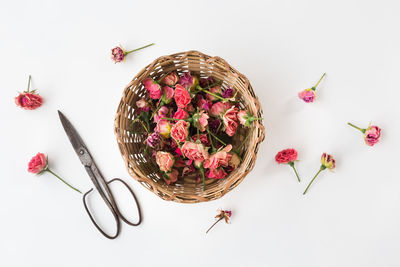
155, 151, 175, 173
303, 153, 336, 195
237, 110, 263, 127
174, 84, 192, 109
206, 209, 232, 234
154, 106, 169, 123
155, 119, 171, 138
223, 107, 239, 136
173, 108, 189, 120
298, 73, 326, 103
146, 132, 162, 149
136, 99, 149, 112
347, 123, 381, 146
163, 168, 179, 185
275, 148, 301, 182
143, 78, 162, 99
111, 43, 154, 63
210, 102, 231, 117
15, 75, 43, 110
161, 72, 179, 86
161, 86, 174, 104
28, 153, 81, 193
170, 120, 190, 143
193, 110, 209, 132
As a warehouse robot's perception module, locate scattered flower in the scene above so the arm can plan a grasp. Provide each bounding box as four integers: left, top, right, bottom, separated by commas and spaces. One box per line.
15, 75, 43, 110
298, 73, 326, 103
206, 209, 232, 234
275, 148, 301, 182
348, 122, 381, 146
111, 43, 154, 63
28, 153, 81, 193
303, 153, 336, 195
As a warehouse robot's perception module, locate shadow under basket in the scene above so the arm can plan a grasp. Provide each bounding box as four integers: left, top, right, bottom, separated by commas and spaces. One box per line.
114, 50, 265, 203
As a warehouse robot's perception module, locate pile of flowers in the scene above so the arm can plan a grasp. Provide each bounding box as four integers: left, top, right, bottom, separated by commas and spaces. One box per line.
132, 72, 262, 188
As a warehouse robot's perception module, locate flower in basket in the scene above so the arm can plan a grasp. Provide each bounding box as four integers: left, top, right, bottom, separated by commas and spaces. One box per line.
179, 72, 199, 92
206, 209, 232, 234
161, 72, 179, 86
181, 141, 209, 163
206, 85, 222, 101
347, 122, 381, 146
146, 132, 162, 149
163, 168, 179, 185
303, 153, 335, 195
237, 110, 263, 127
143, 78, 162, 100
161, 86, 174, 104
155, 119, 171, 138
174, 84, 192, 109
192, 133, 210, 147
275, 148, 301, 182
193, 110, 209, 132
136, 99, 150, 112
156, 151, 175, 173
170, 120, 190, 143
154, 106, 169, 123
173, 108, 189, 120
298, 73, 326, 103
210, 101, 231, 117
223, 106, 239, 136
204, 144, 233, 170
15, 75, 43, 110
28, 153, 81, 193
111, 43, 154, 63
222, 86, 234, 98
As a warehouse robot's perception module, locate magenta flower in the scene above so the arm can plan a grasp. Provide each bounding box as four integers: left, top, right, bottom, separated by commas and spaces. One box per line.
178, 72, 193, 88
111, 43, 154, 63
146, 132, 162, 149
298, 73, 326, 103
348, 123, 381, 146
222, 87, 234, 98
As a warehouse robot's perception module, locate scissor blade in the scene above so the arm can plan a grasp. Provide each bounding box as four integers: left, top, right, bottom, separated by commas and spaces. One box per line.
58, 110, 88, 158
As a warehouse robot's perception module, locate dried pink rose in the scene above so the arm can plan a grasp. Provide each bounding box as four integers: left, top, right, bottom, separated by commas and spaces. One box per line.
136, 99, 149, 112
348, 123, 381, 146
15, 75, 43, 110
298, 73, 326, 103
111, 43, 154, 63
170, 120, 190, 143
223, 107, 239, 136
156, 151, 175, 173
206, 209, 232, 234
161, 72, 179, 86
164, 169, 178, 185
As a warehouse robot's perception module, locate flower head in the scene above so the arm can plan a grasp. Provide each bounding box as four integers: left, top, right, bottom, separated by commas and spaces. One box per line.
146, 132, 162, 149
111, 46, 125, 63
275, 149, 298, 164
161, 86, 174, 104
164, 168, 178, 185
28, 153, 47, 174
206, 86, 222, 101
193, 110, 209, 132
174, 84, 191, 109
222, 106, 239, 136
298, 89, 316, 103
321, 153, 335, 170
154, 106, 169, 123
200, 77, 214, 88
206, 168, 228, 179
170, 120, 190, 143
15, 93, 43, 110
156, 151, 175, 173
161, 72, 179, 86
210, 101, 231, 116
178, 72, 193, 88
155, 119, 171, 138
143, 78, 162, 99
204, 145, 233, 170
222, 87, 234, 98
182, 141, 209, 162
206, 209, 232, 234
136, 99, 149, 112
364, 125, 381, 146
173, 108, 189, 120
237, 110, 262, 127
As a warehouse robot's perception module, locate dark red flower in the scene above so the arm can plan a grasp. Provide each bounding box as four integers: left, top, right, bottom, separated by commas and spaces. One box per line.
275, 148, 298, 164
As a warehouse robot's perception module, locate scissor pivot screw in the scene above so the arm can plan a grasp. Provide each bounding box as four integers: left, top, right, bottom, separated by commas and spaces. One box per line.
80, 150, 84, 155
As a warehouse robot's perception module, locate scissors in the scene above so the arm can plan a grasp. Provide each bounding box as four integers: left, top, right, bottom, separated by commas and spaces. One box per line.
58, 110, 142, 239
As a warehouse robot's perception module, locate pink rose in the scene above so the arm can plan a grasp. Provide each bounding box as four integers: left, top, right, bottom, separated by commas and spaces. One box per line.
197, 111, 209, 132
206, 85, 222, 101
174, 84, 191, 109
154, 106, 169, 123
178, 72, 193, 88
161, 72, 179, 86
223, 107, 239, 136
164, 169, 179, 185
170, 120, 190, 143
364, 125, 381, 146
173, 108, 189, 120
182, 141, 209, 162
237, 110, 247, 126
298, 89, 316, 103
28, 153, 47, 174
206, 168, 228, 179
111, 46, 125, 63
204, 144, 232, 169
156, 151, 175, 173
155, 119, 171, 138
15, 93, 43, 110
136, 99, 149, 112
143, 78, 162, 99
192, 134, 210, 146
210, 101, 231, 116
161, 86, 174, 104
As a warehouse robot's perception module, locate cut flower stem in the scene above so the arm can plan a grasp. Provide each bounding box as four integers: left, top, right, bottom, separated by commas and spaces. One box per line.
347, 122, 366, 133
45, 168, 82, 194
288, 162, 301, 182
125, 43, 154, 55
303, 165, 326, 195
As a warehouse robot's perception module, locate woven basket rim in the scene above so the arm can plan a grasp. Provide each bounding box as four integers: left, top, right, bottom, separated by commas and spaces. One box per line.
114, 50, 265, 203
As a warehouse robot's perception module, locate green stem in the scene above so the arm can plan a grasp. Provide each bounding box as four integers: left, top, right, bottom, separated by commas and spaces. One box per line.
196, 85, 231, 102
206, 217, 223, 234
312, 73, 326, 90
125, 43, 155, 55
303, 166, 325, 195
347, 122, 366, 133
288, 162, 301, 182
27, 75, 32, 92
46, 168, 82, 194
206, 128, 226, 146
157, 71, 171, 84
207, 127, 216, 152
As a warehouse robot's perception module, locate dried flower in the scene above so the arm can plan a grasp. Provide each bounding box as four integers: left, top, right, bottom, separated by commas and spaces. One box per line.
174, 84, 192, 109
136, 99, 149, 112
298, 73, 326, 103
155, 119, 171, 138
161, 72, 179, 86
208, 118, 222, 134
28, 153, 81, 193
303, 153, 335, 195
275, 148, 301, 182
15, 75, 43, 110
237, 110, 263, 127
199, 77, 214, 88
161, 86, 174, 104
222, 87, 234, 98
170, 120, 190, 143
348, 123, 381, 146
206, 209, 232, 234
146, 132, 161, 148
163, 169, 178, 185
223, 107, 239, 136
156, 151, 175, 173
143, 78, 162, 100
111, 43, 154, 63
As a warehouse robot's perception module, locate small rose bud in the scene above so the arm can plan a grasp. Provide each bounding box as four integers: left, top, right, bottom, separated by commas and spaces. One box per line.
298, 73, 326, 103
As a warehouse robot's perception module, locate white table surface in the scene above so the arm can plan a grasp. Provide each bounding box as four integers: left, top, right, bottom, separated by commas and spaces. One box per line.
1, 0, 400, 266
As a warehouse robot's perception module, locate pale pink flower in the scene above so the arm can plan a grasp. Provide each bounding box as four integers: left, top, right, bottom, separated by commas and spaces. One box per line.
156, 151, 175, 173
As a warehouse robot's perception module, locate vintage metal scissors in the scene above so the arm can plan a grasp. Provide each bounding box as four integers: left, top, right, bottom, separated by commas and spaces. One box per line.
58, 110, 142, 239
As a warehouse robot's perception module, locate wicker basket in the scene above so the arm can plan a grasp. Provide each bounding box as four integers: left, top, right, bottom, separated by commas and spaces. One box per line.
114, 50, 265, 203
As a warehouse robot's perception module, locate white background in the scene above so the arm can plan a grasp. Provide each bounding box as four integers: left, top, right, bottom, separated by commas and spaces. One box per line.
1, 0, 400, 266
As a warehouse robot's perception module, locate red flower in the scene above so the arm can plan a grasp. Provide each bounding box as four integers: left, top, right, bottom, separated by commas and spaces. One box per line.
173, 108, 189, 120
206, 168, 228, 179
28, 153, 47, 174
15, 75, 43, 110
143, 78, 162, 100
174, 84, 191, 109
275, 148, 298, 164
192, 134, 210, 146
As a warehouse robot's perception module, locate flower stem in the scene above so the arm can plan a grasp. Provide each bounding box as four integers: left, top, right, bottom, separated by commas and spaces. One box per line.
207, 127, 216, 152
125, 43, 155, 55
313, 73, 326, 89
46, 169, 82, 194
196, 85, 231, 102
157, 71, 171, 84
303, 167, 324, 195
27, 75, 32, 92
206, 217, 223, 234
288, 162, 301, 182
206, 128, 226, 146
347, 122, 366, 133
